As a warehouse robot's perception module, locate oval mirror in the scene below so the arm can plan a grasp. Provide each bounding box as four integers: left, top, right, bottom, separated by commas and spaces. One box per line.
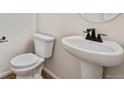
79, 13, 119, 23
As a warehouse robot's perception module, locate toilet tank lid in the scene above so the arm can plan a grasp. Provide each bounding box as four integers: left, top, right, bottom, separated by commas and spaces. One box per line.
33, 33, 55, 42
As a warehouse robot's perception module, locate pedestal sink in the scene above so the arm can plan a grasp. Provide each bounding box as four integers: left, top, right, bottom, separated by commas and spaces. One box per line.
61, 36, 124, 79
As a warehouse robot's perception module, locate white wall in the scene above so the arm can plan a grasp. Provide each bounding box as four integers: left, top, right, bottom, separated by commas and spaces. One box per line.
37, 13, 124, 79
0, 14, 36, 77
37, 14, 88, 78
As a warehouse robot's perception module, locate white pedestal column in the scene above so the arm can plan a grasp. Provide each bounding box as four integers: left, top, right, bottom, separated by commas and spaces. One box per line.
79, 60, 103, 79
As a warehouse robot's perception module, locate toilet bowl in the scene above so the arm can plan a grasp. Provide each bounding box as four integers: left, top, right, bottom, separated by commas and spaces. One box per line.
10, 33, 55, 79
10, 53, 45, 79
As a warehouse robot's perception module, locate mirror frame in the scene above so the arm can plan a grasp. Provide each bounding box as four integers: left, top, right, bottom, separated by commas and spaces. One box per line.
79, 13, 120, 23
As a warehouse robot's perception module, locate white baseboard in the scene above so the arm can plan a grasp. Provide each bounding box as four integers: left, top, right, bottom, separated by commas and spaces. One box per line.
43, 67, 60, 79
0, 70, 13, 78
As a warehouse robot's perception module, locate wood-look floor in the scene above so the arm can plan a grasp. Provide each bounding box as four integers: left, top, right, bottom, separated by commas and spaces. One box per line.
2, 69, 53, 79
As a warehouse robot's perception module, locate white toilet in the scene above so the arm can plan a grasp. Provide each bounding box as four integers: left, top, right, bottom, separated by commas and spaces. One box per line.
10, 33, 55, 79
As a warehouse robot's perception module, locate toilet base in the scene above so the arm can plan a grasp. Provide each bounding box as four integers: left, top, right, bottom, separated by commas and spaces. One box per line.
15, 64, 44, 79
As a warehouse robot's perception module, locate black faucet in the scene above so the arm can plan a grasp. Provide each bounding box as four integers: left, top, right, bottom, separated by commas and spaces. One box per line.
83, 28, 107, 43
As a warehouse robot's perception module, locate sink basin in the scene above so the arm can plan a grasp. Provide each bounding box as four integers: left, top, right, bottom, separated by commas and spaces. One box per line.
62, 36, 124, 66
61, 36, 124, 78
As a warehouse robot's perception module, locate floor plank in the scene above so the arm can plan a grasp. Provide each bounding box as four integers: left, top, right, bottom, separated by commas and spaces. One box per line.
2, 69, 54, 79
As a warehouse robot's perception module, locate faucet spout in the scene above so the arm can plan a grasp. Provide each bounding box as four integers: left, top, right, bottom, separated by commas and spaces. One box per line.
91, 28, 96, 40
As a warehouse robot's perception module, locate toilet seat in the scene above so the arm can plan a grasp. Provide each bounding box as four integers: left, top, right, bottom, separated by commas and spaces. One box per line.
10, 57, 44, 73
11, 53, 41, 68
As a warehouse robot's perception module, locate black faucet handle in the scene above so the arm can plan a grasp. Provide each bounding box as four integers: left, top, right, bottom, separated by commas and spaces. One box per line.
99, 34, 107, 36
96, 34, 107, 43
83, 31, 88, 33
83, 29, 91, 33
87, 29, 91, 32
83, 29, 92, 40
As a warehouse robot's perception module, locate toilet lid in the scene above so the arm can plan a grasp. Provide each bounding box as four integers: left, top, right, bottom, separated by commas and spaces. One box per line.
11, 53, 40, 68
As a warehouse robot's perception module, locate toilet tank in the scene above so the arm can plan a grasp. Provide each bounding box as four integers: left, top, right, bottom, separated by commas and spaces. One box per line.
33, 33, 55, 58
